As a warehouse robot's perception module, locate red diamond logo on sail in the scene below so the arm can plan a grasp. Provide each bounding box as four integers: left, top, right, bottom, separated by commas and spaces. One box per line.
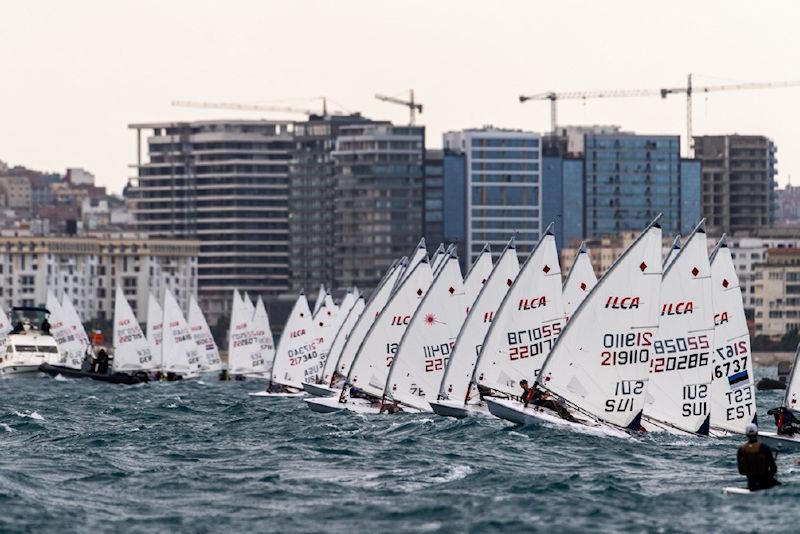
425, 314, 436, 325
543, 265, 551, 274
319, 322, 324, 327
639, 262, 647, 272
691, 267, 699, 277
481, 278, 487, 284
416, 288, 423, 296
722, 279, 729, 288
300, 313, 304, 317
580, 282, 587, 291
448, 286, 455, 294
506, 278, 513, 286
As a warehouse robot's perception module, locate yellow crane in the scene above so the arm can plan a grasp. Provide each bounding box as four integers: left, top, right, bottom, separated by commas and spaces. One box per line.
519, 74, 800, 155
374, 90, 423, 125
171, 97, 328, 116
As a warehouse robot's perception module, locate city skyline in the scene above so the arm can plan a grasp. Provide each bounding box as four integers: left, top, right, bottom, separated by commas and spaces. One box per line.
2, 0, 800, 193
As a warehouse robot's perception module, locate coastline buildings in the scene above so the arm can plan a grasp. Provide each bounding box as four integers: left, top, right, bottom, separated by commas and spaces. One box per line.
0, 233, 198, 324
541, 130, 701, 247
127, 120, 293, 323
331, 123, 425, 288
776, 183, 800, 228
422, 149, 467, 269
693, 135, 777, 235
289, 114, 374, 292
443, 127, 542, 262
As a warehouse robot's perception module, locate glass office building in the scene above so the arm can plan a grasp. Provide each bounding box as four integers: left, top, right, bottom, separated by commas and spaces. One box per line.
443, 128, 541, 262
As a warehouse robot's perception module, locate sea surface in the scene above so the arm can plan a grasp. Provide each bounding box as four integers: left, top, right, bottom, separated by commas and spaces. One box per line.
0, 367, 795, 533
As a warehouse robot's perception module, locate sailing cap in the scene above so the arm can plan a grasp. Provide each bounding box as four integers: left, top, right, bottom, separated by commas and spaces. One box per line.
745, 423, 758, 436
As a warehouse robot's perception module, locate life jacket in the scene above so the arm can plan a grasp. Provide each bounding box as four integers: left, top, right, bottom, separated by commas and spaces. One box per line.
740, 442, 769, 478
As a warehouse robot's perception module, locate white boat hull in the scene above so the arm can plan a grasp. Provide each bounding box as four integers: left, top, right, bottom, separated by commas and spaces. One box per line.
429, 399, 489, 418
249, 391, 305, 397
485, 398, 630, 439
758, 432, 800, 452
0, 364, 42, 378
301, 382, 337, 397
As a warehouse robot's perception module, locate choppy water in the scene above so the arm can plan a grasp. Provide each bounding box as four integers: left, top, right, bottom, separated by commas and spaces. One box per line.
0, 368, 795, 533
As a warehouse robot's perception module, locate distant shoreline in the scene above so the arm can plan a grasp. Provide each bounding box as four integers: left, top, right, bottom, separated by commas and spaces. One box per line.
754, 352, 794, 366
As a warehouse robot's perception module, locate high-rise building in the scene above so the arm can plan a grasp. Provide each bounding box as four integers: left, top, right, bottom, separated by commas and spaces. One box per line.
693, 135, 777, 236
331, 123, 425, 289
542, 131, 701, 247
289, 114, 374, 292
127, 120, 293, 324
774, 184, 800, 228
443, 128, 542, 262
422, 149, 467, 267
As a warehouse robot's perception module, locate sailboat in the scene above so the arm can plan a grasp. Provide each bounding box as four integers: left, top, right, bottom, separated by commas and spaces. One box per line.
642, 220, 715, 435
474, 225, 564, 404
305, 256, 433, 413
382, 249, 466, 412
254, 291, 315, 396
146, 293, 163, 363
44, 291, 83, 369
227, 290, 270, 380
159, 289, 201, 379
562, 242, 597, 322
431, 238, 518, 417
251, 296, 276, 379
312, 284, 327, 317
188, 295, 222, 374
707, 235, 756, 436
302, 288, 360, 396
487, 217, 663, 438
112, 287, 156, 376
463, 244, 494, 309
61, 294, 91, 361
314, 260, 405, 395
664, 235, 682, 271
761, 340, 800, 451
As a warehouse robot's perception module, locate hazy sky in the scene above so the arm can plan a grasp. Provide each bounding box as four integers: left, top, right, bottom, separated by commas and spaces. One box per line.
2, 0, 800, 193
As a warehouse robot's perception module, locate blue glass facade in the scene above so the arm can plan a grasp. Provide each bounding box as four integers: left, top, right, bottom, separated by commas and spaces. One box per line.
679, 159, 701, 235
584, 135, 685, 237
444, 129, 541, 262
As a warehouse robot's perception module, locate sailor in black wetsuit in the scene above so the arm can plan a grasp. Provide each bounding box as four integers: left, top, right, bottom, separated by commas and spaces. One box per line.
737, 423, 780, 491
520, 379, 577, 422
95, 349, 110, 375
767, 406, 800, 436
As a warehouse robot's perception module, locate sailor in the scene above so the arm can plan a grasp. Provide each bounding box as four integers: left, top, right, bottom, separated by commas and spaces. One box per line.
767, 407, 800, 436
95, 349, 110, 374
737, 423, 780, 491
218, 369, 230, 381
520, 379, 578, 422
519, 380, 534, 403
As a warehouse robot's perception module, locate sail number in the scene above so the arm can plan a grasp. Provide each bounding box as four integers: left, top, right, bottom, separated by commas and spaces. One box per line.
424, 342, 454, 373
600, 332, 652, 366
649, 335, 710, 373
604, 380, 645, 412
506, 323, 561, 361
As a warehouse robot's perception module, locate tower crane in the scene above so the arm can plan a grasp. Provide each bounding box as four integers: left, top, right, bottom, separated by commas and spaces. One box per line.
374, 90, 423, 125
171, 96, 328, 116
519, 74, 800, 155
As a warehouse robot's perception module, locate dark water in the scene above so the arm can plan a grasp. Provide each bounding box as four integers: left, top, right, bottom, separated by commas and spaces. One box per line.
0, 368, 794, 533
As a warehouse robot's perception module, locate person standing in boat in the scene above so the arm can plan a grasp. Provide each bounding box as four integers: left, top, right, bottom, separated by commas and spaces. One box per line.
767, 407, 800, 436
737, 423, 780, 491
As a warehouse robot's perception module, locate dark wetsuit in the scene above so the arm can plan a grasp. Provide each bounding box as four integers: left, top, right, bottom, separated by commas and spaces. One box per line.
524, 385, 577, 422
737, 439, 780, 491
768, 408, 800, 436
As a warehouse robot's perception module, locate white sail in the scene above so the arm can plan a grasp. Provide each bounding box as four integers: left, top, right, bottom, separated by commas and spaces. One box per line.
311, 291, 340, 378
347, 259, 433, 398
784, 345, 800, 410
113, 286, 155, 372
252, 296, 275, 377
709, 236, 756, 432
320, 296, 365, 385
188, 296, 221, 372
644, 221, 714, 435
394, 238, 427, 291
438, 238, 519, 403
242, 292, 255, 319
538, 217, 663, 431
430, 243, 447, 272
331, 260, 405, 385
46, 292, 75, 367
61, 294, 90, 358
161, 289, 200, 376
271, 292, 316, 388
384, 252, 466, 411
146, 293, 164, 365
473, 228, 564, 396
562, 243, 597, 321
464, 244, 493, 310
664, 235, 682, 270
227, 292, 265, 375
312, 284, 327, 316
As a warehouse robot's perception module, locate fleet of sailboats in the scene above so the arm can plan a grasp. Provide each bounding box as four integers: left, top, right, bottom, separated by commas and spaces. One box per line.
7, 215, 800, 452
